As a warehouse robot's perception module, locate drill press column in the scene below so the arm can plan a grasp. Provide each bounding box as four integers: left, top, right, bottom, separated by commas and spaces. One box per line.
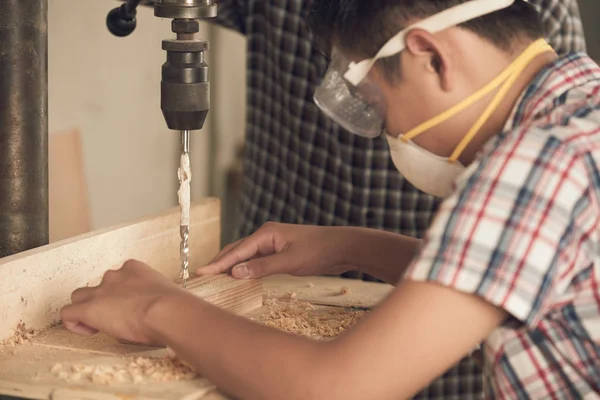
0, 0, 49, 258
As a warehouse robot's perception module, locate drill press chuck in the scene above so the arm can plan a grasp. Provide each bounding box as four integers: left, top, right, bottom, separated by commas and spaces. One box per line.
161, 38, 209, 131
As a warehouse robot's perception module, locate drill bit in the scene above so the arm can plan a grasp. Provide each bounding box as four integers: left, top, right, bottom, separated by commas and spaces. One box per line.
178, 129, 191, 288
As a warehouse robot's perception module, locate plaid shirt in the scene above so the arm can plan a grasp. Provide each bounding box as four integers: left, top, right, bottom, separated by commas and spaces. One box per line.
215, 0, 586, 242
406, 53, 600, 398
214, 1, 587, 399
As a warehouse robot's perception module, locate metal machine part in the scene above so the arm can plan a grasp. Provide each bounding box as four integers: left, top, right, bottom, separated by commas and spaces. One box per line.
108, 0, 213, 130
154, 0, 217, 19
107, 0, 215, 286
161, 31, 210, 131
158, 1, 215, 287
0, 0, 49, 259
106, 0, 140, 37
180, 130, 190, 287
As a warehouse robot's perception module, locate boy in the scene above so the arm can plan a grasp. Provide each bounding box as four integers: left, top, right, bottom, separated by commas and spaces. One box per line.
61, 0, 600, 398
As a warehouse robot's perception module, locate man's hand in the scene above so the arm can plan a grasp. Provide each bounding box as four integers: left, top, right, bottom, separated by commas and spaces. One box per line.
197, 222, 357, 279
60, 260, 183, 344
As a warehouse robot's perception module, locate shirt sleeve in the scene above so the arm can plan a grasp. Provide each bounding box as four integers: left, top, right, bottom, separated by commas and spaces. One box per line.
528, 0, 587, 54
404, 130, 589, 327
213, 0, 247, 35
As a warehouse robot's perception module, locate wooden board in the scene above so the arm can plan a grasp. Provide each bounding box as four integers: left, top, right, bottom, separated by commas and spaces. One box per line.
0, 275, 390, 400
185, 275, 263, 315
262, 275, 394, 309
49, 128, 92, 243
0, 344, 219, 400
0, 199, 221, 343
117, 275, 263, 347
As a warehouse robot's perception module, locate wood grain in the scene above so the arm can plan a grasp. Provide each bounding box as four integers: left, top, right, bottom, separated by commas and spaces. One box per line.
0, 199, 221, 343
0, 275, 391, 400
185, 275, 263, 315
262, 275, 394, 309
49, 128, 92, 243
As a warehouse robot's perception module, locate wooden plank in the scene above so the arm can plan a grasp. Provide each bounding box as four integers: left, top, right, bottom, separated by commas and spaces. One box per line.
0, 275, 386, 400
117, 275, 263, 347
0, 199, 221, 343
0, 344, 218, 400
185, 275, 263, 315
262, 275, 394, 309
49, 128, 91, 243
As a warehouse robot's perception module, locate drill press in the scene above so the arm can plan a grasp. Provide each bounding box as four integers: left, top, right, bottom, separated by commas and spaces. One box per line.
107, 0, 216, 287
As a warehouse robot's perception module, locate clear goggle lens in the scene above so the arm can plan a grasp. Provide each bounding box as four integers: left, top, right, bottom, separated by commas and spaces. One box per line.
313, 51, 386, 138
313, 0, 519, 138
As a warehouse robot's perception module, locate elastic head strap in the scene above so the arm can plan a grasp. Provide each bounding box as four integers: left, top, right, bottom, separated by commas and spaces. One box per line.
343, 0, 516, 86
403, 39, 551, 144
448, 39, 553, 162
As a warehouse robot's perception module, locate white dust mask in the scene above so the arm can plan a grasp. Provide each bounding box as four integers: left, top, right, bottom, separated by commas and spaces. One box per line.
386, 39, 553, 198
386, 135, 466, 198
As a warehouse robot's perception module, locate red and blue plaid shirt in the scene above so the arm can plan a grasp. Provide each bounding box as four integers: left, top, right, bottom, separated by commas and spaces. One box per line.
406, 53, 600, 399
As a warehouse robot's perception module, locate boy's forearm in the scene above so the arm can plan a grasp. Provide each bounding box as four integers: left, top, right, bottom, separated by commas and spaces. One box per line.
339, 227, 421, 284
144, 280, 502, 400
146, 292, 330, 400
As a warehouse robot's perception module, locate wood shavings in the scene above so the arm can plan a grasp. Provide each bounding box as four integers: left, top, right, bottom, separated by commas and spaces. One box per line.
1, 321, 36, 346
178, 153, 192, 227
259, 298, 367, 340
50, 354, 199, 385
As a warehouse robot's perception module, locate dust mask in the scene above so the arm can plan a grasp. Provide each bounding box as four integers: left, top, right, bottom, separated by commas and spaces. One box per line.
312, 0, 551, 197
387, 39, 553, 197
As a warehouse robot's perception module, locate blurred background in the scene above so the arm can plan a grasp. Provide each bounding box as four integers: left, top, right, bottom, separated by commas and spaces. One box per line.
48, 1, 600, 246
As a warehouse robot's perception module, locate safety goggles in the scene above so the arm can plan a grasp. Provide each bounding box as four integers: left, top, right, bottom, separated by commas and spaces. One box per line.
313, 0, 517, 138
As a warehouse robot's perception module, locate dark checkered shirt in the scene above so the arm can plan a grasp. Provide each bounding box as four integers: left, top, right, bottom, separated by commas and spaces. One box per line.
213, 1, 587, 398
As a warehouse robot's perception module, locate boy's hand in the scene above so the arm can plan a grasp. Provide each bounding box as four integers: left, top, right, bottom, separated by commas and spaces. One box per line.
60, 260, 183, 344
197, 222, 356, 279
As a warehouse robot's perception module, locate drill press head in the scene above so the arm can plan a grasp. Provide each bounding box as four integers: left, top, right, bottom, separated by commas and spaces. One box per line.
157, 0, 216, 132
107, 0, 216, 131
154, 0, 217, 19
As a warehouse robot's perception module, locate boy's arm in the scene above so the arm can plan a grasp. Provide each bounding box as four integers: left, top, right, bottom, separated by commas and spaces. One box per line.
199, 224, 421, 285
340, 227, 422, 284
61, 261, 505, 400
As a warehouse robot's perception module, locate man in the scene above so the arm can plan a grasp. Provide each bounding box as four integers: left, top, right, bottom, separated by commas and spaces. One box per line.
61, 0, 600, 398
214, 0, 585, 245
211, 1, 588, 398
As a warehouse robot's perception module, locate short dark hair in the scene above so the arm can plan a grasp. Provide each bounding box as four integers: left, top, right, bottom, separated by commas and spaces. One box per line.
310, 0, 544, 80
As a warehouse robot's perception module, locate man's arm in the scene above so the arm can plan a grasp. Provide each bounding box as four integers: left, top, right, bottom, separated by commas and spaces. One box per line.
198, 224, 421, 285
339, 227, 422, 284
61, 261, 505, 400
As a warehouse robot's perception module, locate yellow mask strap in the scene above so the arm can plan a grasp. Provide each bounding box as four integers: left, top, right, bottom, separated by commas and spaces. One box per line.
449, 39, 553, 161
402, 39, 553, 161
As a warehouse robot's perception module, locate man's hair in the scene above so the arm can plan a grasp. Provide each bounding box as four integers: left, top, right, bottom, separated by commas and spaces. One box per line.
310, 0, 544, 80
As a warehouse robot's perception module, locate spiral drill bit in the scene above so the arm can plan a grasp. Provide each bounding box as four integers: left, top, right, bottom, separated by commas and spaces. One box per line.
178, 130, 191, 288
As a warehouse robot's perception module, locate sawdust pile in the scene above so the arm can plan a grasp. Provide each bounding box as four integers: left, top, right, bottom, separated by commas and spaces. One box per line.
47, 295, 366, 385
1, 321, 36, 346
258, 298, 367, 340
51, 354, 198, 385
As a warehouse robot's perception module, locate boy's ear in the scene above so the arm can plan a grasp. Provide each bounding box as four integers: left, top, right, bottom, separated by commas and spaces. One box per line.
404, 29, 453, 92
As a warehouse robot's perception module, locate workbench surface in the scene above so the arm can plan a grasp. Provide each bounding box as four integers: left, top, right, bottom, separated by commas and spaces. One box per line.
0, 275, 393, 400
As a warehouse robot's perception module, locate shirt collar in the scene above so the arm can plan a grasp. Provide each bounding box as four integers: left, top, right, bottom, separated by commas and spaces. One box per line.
503, 53, 600, 133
